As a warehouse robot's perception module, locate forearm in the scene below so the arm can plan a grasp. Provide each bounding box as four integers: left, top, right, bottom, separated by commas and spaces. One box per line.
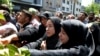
29, 46, 89, 56
0, 34, 19, 45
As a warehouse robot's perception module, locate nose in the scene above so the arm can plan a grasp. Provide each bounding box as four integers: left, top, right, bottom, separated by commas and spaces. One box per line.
59, 32, 62, 38
46, 27, 48, 31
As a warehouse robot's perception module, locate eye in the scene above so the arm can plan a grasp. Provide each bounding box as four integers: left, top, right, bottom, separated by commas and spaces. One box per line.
62, 32, 66, 35
49, 24, 53, 27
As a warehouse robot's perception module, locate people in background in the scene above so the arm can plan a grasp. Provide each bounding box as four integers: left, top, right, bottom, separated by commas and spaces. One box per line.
88, 12, 95, 23
28, 8, 41, 29
94, 17, 100, 22
54, 11, 63, 21
66, 14, 75, 19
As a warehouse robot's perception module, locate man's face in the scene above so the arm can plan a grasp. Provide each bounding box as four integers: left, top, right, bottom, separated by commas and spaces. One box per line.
88, 14, 94, 20
78, 13, 86, 21
17, 12, 26, 24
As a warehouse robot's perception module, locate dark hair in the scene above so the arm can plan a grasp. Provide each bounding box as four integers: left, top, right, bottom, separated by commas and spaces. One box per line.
89, 12, 95, 16
40, 12, 51, 20
49, 17, 61, 35
0, 4, 10, 13
81, 12, 88, 17
21, 9, 32, 21
3, 11, 11, 22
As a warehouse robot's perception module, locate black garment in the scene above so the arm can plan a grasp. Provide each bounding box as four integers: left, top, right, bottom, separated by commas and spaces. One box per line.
23, 17, 61, 50
17, 24, 46, 47
15, 23, 34, 46
37, 24, 46, 38
88, 22, 100, 56
15, 22, 31, 32
10, 18, 17, 25
45, 17, 61, 49
61, 19, 89, 48
26, 20, 91, 56
17, 27, 38, 45
61, 20, 95, 55
29, 45, 89, 56
23, 34, 46, 49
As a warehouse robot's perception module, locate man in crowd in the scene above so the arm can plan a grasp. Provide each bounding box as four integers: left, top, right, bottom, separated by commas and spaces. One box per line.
77, 12, 88, 24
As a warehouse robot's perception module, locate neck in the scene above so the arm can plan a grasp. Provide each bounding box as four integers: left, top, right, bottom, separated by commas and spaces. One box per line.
17, 22, 28, 27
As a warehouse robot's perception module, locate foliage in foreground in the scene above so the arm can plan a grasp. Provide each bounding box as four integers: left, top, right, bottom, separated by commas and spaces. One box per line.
0, 44, 30, 56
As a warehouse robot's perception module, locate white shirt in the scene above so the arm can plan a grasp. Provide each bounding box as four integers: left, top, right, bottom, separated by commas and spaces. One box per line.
31, 19, 41, 29
0, 22, 18, 33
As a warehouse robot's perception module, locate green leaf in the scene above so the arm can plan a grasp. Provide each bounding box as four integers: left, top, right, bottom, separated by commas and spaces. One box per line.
6, 44, 19, 53
6, 44, 19, 56
0, 44, 30, 56
18, 48, 30, 56
0, 44, 4, 49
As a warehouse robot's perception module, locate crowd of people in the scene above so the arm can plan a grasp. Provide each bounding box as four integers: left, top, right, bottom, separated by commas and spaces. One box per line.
0, 4, 100, 56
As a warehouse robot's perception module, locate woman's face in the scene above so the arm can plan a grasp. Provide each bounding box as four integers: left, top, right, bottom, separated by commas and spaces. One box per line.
59, 27, 69, 44
46, 20, 55, 37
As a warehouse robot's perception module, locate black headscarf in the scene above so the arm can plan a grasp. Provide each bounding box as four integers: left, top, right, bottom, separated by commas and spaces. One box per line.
61, 19, 91, 48
46, 17, 61, 49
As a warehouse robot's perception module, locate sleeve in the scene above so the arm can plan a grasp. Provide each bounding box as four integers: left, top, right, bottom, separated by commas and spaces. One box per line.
22, 35, 46, 49
17, 27, 38, 42
22, 42, 40, 49
0, 23, 18, 33
29, 45, 89, 56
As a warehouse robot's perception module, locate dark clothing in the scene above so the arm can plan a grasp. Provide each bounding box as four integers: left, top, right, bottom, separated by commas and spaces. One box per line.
23, 37, 90, 56
15, 23, 31, 32
46, 35, 59, 49
29, 45, 89, 56
61, 20, 95, 56
17, 27, 38, 43
89, 22, 100, 56
16, 23, 46, 46
37, 24, 46, 38
23, 20, 93, 56
22, 35, 46, 49
61, 19, 88, 48
10, 18, 17, 25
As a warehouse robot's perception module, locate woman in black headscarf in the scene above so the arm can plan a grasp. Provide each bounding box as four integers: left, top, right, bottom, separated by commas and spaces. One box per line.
23, 17, 61, 50
59, 19, 92, 48
59, 19, 95, 55
44, 16, 61, 49
28, 19, 94, 56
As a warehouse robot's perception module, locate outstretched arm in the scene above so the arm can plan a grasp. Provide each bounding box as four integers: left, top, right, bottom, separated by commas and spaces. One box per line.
29, 45, 89, 56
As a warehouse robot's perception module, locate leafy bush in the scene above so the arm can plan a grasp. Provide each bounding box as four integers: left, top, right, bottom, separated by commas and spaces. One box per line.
0, 44, 30, 56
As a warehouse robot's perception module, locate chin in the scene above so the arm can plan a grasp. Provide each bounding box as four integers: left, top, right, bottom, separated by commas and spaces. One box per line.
47, 34, 52, 37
